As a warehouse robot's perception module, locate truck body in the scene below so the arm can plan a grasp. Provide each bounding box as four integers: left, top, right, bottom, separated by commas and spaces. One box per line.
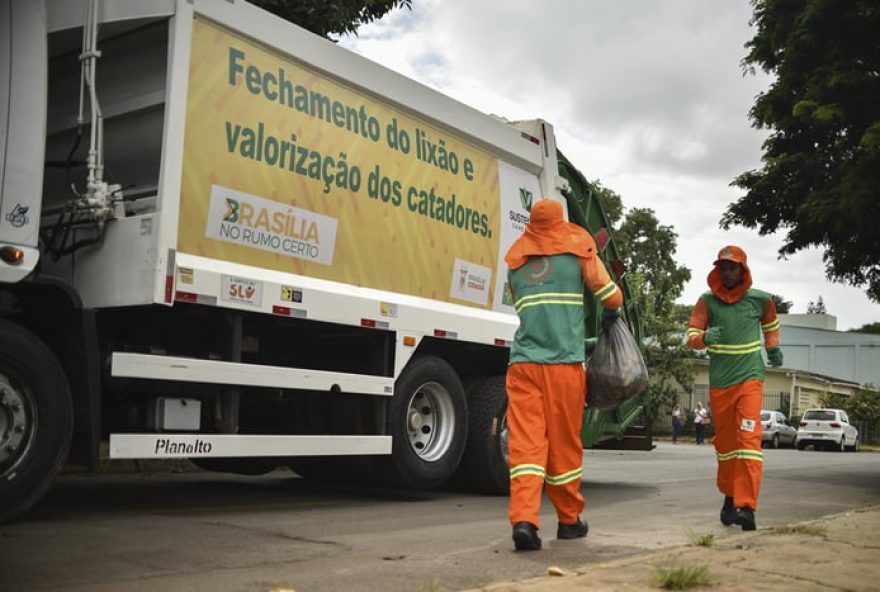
0, 0, 650, 522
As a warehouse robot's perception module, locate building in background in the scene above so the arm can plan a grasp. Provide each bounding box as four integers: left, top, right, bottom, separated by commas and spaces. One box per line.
777, 314, 880, 388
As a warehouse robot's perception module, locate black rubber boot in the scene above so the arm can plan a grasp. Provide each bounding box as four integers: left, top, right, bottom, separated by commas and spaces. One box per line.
721, 496, 736, 526
557, 517, 589, 539
735, 507, 756, 531
512, 521, 542, 551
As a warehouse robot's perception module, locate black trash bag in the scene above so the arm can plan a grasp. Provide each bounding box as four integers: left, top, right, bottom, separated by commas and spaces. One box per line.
586, 317, 649, 410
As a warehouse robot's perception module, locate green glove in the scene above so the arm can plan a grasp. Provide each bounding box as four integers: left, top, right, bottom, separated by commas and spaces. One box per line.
584, 337, 598, 355
602, 307, 621, 319
767, 347, 783, 367
703, 326, 722, 345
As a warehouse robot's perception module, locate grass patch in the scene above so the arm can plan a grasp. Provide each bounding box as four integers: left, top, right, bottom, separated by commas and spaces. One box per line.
772, 524, 826, 536
654, 565, 712, 589
688, 531, 717, 547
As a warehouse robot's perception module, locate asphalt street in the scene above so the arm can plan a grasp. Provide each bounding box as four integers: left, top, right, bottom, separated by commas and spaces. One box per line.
2, 442, 878, 592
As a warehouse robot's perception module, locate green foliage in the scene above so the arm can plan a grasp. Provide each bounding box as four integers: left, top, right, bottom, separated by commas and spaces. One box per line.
724, 0, 880, 302
820, 388, 880, 423
850, 322, 880, 334
688, 531, 717, 547
589, 180, 624, 228
250, 0, 412, 38
614, 208, 694, 417
771, 293, 793, 313
654, 565, 712, 590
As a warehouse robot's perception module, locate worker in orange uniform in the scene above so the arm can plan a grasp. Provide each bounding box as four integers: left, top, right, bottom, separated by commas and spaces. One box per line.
687, 246, 782, 531
505, 198, 623, 551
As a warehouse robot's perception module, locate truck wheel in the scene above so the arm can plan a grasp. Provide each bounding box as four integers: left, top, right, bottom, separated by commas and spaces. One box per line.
0, 320, 73, 523
385, 356, 466, 489
457, 376, 509, 495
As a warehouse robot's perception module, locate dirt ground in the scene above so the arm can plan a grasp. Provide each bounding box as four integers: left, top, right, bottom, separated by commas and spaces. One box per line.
462, 505, 880, 592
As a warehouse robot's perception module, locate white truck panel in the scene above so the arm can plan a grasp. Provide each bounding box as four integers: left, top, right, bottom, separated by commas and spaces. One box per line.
0, 0, 47, 282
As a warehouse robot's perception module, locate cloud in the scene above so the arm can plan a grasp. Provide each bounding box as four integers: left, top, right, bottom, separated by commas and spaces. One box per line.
341, 0, 880, 330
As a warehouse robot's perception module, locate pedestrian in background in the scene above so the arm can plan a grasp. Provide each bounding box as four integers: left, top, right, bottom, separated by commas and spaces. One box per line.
694, 402, 708, 445
671, 405, 683, 444
687, 245, 782, 532
504, 198, 623, 551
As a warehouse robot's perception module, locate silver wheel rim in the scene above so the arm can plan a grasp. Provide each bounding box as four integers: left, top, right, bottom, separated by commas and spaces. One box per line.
406, 381, 456, 462
0, 373, 37, 477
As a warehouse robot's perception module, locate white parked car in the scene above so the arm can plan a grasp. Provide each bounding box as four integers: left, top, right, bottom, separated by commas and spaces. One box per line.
796, 408, 860, 452
761, 410, 797, 448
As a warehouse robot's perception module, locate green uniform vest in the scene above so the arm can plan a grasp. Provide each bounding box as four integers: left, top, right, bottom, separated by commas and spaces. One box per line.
508, 254, 585, 364
701, 288, 770, 388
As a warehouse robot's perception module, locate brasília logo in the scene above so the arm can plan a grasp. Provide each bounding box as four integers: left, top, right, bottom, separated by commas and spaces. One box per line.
223, 198, 239, 223
519, 188, 533, 211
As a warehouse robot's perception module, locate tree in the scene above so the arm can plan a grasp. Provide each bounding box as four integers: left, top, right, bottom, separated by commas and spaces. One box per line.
806, 296, 826, 314
850, 322, 880, 335
723, 0, 880, 302
820, 388, 880, 443
771, 293, 793, 314
250, 0, 412, 38
589, 180, 624, 228
614, 208, 694, 416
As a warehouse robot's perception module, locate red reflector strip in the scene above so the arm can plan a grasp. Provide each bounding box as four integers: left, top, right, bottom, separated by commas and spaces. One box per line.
361, 318, 389, 329
165, 276, 174, 303
520, 131, 540, 145
175, 291, 198, 303
273, 305, 291, 316
494, 338, 511, 347
434, 329, 458, 339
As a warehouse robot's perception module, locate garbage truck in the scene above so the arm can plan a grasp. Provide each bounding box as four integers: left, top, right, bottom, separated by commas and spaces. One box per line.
0, 0, 651, 522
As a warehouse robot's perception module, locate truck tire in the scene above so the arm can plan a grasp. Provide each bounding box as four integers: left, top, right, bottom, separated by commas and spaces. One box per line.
457, 375, 509, 495
385, 356, 466, 489
0, 320, 73, 523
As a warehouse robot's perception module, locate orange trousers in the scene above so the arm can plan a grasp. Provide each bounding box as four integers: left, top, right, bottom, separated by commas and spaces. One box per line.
710, 379, 764, 510
506, 362, 585, 528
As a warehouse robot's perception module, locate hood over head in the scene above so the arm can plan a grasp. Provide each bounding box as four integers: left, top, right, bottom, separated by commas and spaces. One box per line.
504, 199, 595, 269
707, 245, 752, 303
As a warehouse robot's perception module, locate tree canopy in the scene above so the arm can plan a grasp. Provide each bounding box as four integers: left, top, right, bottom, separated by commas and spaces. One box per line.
250, 0, 411, 38
604, 205, 694, 416
850, 321, 880, 335
771, 293, 793, 313
723, 0, 880, 302
806, 296, 827, 314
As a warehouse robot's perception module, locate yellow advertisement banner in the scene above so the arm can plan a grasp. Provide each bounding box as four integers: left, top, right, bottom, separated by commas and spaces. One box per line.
178, 17, 501, 308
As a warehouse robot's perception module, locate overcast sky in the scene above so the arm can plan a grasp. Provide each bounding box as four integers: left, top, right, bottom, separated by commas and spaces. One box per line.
339, 0, 880, 331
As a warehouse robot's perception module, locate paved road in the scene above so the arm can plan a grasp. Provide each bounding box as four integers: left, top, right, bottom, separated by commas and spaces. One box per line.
2, 443, 878, 592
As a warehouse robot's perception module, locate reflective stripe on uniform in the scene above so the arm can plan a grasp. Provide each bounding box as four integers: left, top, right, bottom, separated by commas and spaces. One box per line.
761, 319, 780, 332
716, 449, 764, 462
545, 467, 583, 486
510, 463, 546, 480
707, 340, 762, 355
686, 327, 703, 337
594, 281, 618, 302
513, 292, 583, 313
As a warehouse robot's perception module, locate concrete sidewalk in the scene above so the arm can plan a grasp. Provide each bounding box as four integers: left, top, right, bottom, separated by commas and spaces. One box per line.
462, 505, 880, 591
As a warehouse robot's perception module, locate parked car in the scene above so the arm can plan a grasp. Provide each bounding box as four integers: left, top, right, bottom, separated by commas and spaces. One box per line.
761, 410, 797, 448
796, 408, 860, 452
